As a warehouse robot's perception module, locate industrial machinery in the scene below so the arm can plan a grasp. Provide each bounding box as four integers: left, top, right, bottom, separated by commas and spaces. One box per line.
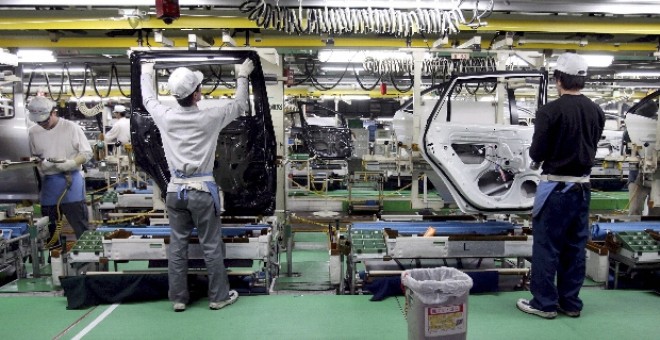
591, 222, 660, 289
342, 220, 532, 294
0, 206, 50, 284
624, 89, 660, 215
62, 222, 279, 293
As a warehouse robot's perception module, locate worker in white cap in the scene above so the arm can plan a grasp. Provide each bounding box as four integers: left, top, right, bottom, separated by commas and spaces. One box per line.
27, 96, 92, 243
105, 104, 131, 146
517, 53, 605, 319
141, 58, 254, 312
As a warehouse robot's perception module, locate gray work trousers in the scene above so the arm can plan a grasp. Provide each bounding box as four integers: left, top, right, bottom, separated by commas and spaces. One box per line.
166, 191, 229, 304
42, 201, 90, 240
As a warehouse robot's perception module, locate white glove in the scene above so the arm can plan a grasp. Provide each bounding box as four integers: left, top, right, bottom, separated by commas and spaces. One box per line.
55, 159, 79, 172
141, 61, 155, 74
40, 159, 58, 172
236, 59, 254, 78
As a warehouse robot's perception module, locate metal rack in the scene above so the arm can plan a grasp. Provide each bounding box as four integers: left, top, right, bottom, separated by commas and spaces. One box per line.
347, 171, 384, 216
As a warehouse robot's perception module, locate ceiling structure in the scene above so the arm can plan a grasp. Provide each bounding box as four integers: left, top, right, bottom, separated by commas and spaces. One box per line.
1, 0, 659, 99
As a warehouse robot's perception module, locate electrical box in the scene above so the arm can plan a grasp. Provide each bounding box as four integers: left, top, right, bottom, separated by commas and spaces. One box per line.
156, 0, 180, 24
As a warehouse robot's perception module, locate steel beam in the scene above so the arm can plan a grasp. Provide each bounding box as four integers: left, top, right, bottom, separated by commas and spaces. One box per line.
0, 36, 655, 53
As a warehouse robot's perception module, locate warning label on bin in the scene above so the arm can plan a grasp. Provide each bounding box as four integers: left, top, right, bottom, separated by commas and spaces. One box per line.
425, 304, 466, 337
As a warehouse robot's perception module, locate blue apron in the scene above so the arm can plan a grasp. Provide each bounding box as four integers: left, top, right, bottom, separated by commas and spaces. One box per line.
41, 171, 85, 206
172, 170, 223, 216
532, 181, 575, 217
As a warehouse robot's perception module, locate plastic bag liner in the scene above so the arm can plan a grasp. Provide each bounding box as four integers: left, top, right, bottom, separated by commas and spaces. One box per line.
401, 267, 473, 305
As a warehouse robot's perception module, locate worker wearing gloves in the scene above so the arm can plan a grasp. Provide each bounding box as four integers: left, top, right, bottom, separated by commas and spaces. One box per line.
104, 104, 132, 147
517, 53, 605, 319
141, 58, 254, 312
27, 96, 92, 243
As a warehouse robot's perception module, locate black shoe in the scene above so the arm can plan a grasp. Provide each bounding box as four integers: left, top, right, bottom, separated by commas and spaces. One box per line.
557, 306, 581, 317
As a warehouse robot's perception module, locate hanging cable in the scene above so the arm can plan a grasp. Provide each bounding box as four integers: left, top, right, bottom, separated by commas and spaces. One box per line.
389, 72, 413, 93
207, 64, 236, 89
25, 66, 66, 102
353, 63, 381, 91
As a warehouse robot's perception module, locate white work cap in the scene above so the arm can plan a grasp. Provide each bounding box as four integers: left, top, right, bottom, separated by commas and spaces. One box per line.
27, 96, 54, 123
168, 67, 203, 99
113, 104, 126, 113
555, 53, 588, 76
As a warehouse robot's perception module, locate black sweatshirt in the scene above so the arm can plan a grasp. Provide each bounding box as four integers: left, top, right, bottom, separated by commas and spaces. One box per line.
530, 94, 605, 177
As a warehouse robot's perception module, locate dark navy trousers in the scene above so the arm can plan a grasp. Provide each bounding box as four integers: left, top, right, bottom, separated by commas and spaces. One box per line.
530, 182, 591, 312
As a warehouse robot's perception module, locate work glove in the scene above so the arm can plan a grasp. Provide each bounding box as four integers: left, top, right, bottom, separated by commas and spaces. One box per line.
236, 59, 254, 78
55, 159, 79, 172
40, 159, 58, 172
141, 61, 155, 75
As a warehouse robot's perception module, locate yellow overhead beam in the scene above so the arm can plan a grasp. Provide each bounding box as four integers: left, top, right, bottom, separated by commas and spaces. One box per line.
0, 16, 257, 30
482, 16, 660, 35
0, 36, 656, 52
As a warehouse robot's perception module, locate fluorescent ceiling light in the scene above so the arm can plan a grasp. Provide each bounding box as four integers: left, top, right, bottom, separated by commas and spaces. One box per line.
341, 95, 370, 100
17, 49, 56, 63
582, 55, 614, 68
0, 49, 18, 66
616, 71, 660, 77
151, 56, 238, 62
549, 54, 613, 69
23, 66, 87, 73
320, 66, 364, 72
318, 50, 411, 63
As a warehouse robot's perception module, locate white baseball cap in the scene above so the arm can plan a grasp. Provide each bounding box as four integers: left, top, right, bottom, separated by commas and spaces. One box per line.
27, 96, 54, 123
168, 67, 203, 98
113, 104, 126, 113
555, 53, 588, 76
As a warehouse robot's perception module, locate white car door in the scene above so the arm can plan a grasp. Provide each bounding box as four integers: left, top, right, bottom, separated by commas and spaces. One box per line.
420, 71, 548, 214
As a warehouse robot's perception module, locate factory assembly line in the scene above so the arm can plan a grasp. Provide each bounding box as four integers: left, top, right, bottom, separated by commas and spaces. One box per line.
1, 48, 658, 296
0, 1, 659, 339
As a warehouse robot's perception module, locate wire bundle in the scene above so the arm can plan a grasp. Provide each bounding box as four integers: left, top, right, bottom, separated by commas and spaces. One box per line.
238, 1, 493, 37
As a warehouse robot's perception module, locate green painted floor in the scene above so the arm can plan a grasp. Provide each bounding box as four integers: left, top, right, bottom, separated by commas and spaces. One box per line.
0, 290, 658, 339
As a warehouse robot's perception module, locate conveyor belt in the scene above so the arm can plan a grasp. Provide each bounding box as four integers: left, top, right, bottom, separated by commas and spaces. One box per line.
96, 225, 270, 237
591, 222, 660, 240
351, 221, 518, 236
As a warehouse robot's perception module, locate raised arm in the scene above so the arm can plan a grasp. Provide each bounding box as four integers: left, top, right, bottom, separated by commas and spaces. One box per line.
140, 61, 173, 121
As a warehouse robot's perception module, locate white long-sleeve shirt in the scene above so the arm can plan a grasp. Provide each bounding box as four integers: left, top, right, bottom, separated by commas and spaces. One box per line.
104, 117, 131, 145
28, 118, 93, 175
140, 73, 249, 191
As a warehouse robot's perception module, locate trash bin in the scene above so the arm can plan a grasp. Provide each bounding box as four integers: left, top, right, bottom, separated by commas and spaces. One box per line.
401, 267, 473, 340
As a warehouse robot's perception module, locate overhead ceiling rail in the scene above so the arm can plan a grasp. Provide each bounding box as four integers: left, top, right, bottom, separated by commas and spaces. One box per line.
0, 36, 656, 53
